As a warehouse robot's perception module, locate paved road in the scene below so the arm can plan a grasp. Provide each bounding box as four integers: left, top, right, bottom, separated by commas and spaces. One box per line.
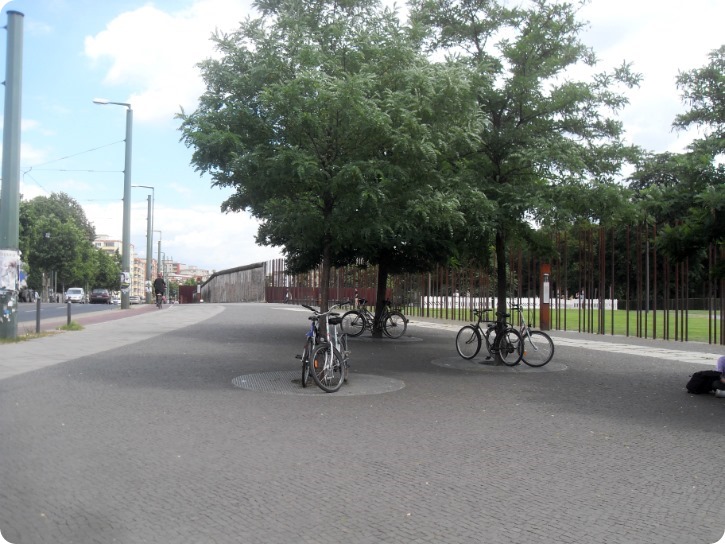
0, 303, 723, 544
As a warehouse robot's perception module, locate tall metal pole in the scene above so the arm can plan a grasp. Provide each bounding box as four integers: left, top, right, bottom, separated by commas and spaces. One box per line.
134, 186, 154, 303
121, 106, 133, 309
0, 11, 24, 339
145, 195, 152, 303
93, 99, 133, 309
154, 231, 162, 280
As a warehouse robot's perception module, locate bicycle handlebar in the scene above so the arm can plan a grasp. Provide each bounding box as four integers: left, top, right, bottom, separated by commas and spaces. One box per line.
301, 301, 351, 317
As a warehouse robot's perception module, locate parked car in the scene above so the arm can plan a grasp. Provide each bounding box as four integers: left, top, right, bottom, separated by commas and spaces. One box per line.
90, 288, 111, 304
129, 295, 141, 304
65, 287, 86, 303
111, 296, 121, 305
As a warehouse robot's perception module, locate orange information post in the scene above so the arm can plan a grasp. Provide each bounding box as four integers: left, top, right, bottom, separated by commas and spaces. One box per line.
540, 263, 551, 331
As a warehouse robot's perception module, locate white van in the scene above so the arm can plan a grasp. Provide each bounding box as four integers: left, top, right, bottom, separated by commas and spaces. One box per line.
65, 287, 86, 303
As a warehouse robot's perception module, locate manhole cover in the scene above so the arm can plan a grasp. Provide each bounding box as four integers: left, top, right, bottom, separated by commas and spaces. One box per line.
232, 370, 405, 396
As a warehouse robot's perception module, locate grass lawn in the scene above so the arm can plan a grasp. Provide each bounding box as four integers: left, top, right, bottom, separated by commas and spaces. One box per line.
405, 306, 723, 344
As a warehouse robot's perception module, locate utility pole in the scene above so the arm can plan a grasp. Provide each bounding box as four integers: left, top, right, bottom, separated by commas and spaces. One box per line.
0, 11, 24, 339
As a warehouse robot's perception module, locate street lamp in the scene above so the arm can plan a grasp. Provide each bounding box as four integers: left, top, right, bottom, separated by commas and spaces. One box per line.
153, 230, 162, 281
133, 185, 154, 303
93, 98, 132, 309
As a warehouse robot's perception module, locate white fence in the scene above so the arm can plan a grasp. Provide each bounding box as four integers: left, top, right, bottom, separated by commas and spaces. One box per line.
420, 296, 619, 311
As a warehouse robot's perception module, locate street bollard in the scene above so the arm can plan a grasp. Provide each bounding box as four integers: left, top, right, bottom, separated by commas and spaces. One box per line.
67, 301, 71, 326
36, 297, 40, 333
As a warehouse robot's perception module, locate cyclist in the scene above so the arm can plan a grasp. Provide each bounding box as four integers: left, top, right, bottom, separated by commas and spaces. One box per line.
153, 273, 166, 307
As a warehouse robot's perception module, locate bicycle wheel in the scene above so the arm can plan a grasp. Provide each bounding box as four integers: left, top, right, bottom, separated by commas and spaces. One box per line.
383, 311, 407, 339
310, 343, 345, 393
301, 338, 313, 387
496, 328, 524, 366
455, 325, 481, 360
522, 330, 555, 367
341, 311, 365, 337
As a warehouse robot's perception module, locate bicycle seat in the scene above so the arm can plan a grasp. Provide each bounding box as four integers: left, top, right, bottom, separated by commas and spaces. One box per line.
496, 311, 510, 318
329, 317, 343, 325
308, 316, 319, 321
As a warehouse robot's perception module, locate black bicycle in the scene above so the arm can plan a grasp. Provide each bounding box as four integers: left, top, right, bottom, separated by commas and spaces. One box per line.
296, 304, 322, 387
340, 299, 408, 339
455, 308, 524, 366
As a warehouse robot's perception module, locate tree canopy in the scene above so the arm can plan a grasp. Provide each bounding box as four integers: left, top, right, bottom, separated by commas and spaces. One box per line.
19, 192, 120, 293
179, 0, 485, 313
640, 45, 725, 268
410, 0, 641, 310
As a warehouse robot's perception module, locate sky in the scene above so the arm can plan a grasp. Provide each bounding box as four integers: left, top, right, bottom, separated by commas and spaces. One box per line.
0, 0, 723, 272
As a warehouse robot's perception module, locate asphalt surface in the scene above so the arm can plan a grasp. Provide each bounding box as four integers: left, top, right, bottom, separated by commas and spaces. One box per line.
0, 302, 723, 544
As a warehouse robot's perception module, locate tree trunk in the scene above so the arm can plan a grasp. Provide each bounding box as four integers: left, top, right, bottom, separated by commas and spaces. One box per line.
320, 242, 331, 312
494, 229, 509, 366
495, 229, 507, 316
373, 262, 389, 338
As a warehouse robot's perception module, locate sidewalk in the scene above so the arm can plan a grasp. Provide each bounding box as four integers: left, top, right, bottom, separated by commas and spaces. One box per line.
0, 304, 224, 381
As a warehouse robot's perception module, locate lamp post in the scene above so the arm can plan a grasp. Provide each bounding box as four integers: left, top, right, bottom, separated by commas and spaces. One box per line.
153, 230, 162, 280
93, 98, 132, 309
133, 185, 154, 304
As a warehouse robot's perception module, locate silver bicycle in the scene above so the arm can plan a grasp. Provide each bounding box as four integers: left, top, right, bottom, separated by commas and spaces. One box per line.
306, 302, 351, 393
510, 304, 555, 367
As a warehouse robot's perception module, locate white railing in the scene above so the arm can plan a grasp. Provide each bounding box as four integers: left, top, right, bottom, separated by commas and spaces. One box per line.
420, 296, 619, 311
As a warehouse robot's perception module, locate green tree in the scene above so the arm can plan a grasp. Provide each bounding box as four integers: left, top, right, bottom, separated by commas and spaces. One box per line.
19, 192, 108, 293
652, 44, 725, 271
411, 0, 640, 313
24, 215, 87, 291
673, 44, 725, 156
22, 192, 96, 241
89, 249, 121, 290
179, 0, 482, 315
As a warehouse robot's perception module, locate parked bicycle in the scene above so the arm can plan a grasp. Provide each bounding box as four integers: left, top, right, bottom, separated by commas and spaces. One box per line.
455, 308, 524, 366
341, 299, 408, 339
296, 304, 322, 387
302, 302, 351, 393
510, 304, 555, 367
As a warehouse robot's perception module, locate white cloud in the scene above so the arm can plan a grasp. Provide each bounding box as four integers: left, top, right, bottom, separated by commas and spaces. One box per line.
579, 0, 725, 154
84, 0, 254, 125
84, 199, 282, 271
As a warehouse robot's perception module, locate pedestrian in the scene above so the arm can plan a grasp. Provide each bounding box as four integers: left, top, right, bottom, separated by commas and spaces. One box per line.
716, 355, 725, 398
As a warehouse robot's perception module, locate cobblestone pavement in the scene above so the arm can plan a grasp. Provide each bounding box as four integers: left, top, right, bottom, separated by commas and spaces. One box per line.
0, 303, 723, 544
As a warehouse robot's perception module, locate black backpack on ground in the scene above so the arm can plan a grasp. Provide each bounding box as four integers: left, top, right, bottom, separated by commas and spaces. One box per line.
686, 370, 722, 394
